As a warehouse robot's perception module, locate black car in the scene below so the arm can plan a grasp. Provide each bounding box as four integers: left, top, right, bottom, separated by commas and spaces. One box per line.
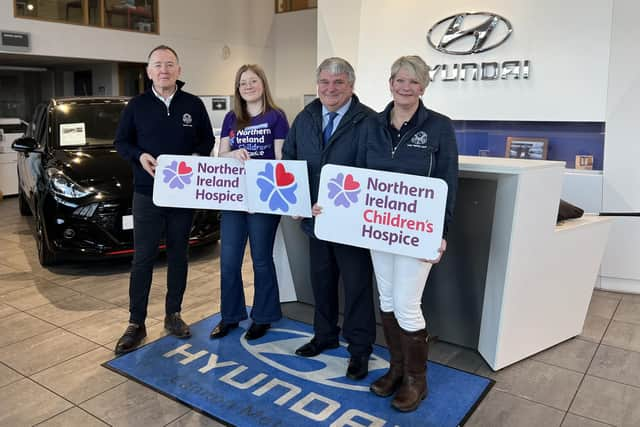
12, 97, 219, 266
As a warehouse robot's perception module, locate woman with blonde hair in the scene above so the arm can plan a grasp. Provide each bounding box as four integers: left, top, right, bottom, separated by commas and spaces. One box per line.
210, 64, 289, 341
363, 55, 458, 412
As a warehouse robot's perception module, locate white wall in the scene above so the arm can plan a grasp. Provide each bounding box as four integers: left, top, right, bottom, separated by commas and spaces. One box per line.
319, 0, 612, 121
318, 0, 640, 293
317, 0, 362, 67
600, 0, 640, 292
273, 9, 318, 121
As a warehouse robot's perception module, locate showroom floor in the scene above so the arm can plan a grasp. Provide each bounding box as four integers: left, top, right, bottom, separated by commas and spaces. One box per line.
0, 196, 639, 427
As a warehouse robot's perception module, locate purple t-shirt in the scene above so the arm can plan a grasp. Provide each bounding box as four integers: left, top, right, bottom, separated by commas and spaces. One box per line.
221, 109, 289, 159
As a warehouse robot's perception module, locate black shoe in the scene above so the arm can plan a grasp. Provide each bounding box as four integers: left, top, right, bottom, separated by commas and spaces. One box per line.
210, 321, 239, 339
164, 313, 191, 338
115, 323, 146, 355
346, 355, 369, 380
245, 322, 270, 340
295, 337, 339, 357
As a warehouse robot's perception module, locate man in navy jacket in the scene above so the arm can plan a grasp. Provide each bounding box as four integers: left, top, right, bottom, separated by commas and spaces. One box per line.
114, 45, 214, 355
283, 57, 376, 380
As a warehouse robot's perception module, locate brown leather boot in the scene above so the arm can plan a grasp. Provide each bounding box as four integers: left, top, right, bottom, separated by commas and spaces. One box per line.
370, 311, 403, 397
392, 328, 429, 412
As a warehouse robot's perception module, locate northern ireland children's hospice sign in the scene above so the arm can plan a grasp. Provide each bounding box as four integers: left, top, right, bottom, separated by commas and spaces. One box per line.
315, 164, 448, 259
153, 155, 311, 217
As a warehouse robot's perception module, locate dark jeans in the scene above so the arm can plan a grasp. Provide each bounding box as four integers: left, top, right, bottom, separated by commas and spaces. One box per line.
220, 211, 282, 324
308, 237, 376, 357
129, 192, 194, 324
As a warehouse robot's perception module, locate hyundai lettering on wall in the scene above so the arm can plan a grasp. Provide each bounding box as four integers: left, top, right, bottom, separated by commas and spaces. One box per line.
426, 12, 530, 82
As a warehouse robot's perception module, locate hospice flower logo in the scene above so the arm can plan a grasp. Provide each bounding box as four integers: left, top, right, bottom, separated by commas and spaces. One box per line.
256, 163, 298, 212
162, 160, 193, 190
327, 173, 360, 208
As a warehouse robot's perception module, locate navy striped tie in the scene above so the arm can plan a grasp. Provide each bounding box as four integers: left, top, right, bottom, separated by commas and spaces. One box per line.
323, 112, 338, 146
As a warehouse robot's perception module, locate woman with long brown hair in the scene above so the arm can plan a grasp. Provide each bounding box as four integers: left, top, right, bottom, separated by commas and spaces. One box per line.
210, 64, 289, 341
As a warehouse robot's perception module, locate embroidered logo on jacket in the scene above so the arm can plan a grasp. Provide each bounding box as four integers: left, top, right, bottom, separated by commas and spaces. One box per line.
407, 131, 429, 149
182, 113, 193, 127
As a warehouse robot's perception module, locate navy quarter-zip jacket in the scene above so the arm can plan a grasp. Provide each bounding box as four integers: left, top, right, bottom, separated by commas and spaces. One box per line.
361, 100, 459, 238
114, 81, 215, 196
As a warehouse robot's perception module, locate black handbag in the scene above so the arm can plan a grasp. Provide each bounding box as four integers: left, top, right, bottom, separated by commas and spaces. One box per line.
557, 199, 584, 223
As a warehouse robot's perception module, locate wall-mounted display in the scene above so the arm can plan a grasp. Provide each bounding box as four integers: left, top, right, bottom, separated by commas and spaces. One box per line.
505, 137, 548, 160
453, 121, 605, 170
575, 155, 594, 170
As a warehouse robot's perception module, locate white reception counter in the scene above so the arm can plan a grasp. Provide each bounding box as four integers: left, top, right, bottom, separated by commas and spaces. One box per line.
456, 156, 611, 369
276, 156, 612, 371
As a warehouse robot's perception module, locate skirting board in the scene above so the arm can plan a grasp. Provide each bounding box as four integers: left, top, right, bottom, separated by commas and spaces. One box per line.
598, 276, 640, 294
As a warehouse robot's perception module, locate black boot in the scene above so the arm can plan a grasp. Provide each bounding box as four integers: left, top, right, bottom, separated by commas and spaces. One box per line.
392, 328, 429, 412
370, 312, 403, 397
164, 313, 191, 338
115, 323, 146, 355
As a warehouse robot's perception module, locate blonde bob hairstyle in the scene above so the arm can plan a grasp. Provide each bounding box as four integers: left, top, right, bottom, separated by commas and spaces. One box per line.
389, 55, 431, 90
232, 64, 282, 131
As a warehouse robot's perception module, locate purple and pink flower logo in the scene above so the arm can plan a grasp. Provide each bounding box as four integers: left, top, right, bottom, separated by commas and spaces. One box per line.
256, 163, 298, 212
162, 160, 193, 190
328, 173, 360, 208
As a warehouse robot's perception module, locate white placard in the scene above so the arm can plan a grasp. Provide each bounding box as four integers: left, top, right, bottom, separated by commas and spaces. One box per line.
314, 164, 448, 259
153, 155, 248, 211
122, 215, 133, 230
244, 160, 312, 217
59, 123, 86, 146
152, 155, 311, 217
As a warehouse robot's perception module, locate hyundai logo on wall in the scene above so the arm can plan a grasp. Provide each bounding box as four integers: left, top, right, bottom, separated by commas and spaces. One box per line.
427, 12, 513, 55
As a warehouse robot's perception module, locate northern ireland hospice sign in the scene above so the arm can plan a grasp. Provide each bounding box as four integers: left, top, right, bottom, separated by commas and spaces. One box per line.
153, 155, 311, 217
245, 160, 312, 217
315, 165, 448, 259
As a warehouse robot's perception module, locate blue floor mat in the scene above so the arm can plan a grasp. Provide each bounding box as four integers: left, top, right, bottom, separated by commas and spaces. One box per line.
105, 314, 493, 427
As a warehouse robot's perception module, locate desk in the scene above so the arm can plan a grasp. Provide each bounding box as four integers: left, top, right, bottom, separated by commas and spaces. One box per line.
275, 156, 612, 371
426, 157, 612, 370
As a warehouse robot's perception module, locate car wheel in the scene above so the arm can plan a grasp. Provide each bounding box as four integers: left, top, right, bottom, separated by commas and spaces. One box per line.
36, 212, 57, 266
18, 188, 32, 216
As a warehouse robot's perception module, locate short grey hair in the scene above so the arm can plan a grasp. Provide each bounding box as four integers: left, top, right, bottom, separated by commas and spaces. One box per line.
316, 57, 356, 85
147, 45, 179, 64
390, 55, 430, 89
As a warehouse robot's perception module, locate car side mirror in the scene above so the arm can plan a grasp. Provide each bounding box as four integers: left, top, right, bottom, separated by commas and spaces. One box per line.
12, 137, 38, 152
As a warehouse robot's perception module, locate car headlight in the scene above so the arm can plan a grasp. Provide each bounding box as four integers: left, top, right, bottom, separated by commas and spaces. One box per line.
47, 169, 94, 198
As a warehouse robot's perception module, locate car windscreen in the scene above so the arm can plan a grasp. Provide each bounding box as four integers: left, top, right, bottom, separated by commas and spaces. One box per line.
53, 102, 125, 148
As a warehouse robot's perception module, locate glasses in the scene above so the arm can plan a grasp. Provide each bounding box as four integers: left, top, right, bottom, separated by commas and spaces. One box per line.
238, 78, 261, 88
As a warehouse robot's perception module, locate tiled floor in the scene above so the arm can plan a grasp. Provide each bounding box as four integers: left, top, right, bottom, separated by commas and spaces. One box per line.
0, 196, 639, 426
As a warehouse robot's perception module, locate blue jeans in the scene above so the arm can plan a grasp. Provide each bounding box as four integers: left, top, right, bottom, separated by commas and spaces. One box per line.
220, 211, 282, 323
129, 192, 194, 324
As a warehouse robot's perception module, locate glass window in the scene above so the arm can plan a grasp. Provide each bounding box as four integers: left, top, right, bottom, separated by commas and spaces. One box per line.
14, 0, 158, 33
275, 0, 317, 13
53, 102, 126, 148
14, 0, 84, 24
105, 0, 156, 32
